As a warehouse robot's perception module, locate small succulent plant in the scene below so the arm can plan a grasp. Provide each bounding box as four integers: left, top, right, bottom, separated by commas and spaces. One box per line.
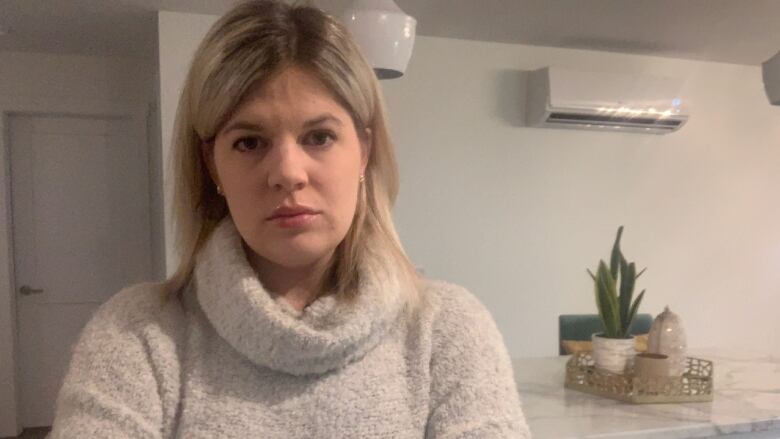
587, 226, 646, 339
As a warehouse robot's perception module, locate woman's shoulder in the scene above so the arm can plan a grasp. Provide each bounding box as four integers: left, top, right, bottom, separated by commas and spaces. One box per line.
420, 278, 491, 314
418, 278, 498, 334
415, 279, 528, 437
90, 281, 184, 332
51, 282, 182, 438
66, 281, 186, 380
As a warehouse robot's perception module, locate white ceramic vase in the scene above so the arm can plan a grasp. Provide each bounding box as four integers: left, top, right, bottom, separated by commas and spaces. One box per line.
591, 333, 636, 374
647, 306, 688, 376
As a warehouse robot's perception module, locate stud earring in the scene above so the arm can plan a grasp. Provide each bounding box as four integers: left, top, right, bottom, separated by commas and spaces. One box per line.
217, 185, 223, 195
359, 174, 365, 183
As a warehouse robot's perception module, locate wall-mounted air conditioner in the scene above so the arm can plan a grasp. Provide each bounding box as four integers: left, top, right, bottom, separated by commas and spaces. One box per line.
526, 67, 689, 134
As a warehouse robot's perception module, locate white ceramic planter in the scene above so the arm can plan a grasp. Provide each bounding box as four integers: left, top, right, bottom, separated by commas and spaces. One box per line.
591, 333, 636, 374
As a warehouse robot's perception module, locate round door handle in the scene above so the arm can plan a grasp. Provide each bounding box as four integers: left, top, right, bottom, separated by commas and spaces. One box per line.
20, 285, 44, 295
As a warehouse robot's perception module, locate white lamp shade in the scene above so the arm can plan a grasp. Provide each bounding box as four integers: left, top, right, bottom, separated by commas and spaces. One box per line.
342, 0, 416, 79
763, 50, 780, 105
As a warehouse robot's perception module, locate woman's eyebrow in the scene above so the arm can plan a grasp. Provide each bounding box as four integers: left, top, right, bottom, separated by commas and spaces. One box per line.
221, 120, 264, 135
303, 113, 343, 128
221, 113, 343, 136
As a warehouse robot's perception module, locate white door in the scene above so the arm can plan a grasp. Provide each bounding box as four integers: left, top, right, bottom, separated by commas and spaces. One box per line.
9, 112, 153, 428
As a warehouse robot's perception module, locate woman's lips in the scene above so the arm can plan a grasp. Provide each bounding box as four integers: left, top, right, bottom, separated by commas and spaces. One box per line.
268, 212, 319, 228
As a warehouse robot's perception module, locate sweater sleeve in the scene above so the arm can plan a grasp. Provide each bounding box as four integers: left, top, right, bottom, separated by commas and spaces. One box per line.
49, 287, 164, 439
425, 283, 531, 439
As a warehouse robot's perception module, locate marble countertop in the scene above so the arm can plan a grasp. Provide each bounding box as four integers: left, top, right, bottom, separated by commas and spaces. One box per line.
512, 349, 780, 439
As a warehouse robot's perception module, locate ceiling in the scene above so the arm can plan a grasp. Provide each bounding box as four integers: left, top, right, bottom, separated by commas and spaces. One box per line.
1, 0, 778, 65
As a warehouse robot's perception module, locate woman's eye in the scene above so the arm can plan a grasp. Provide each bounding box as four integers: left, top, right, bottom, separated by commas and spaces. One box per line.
232, 136, 264, 152
304, 130, 336, 147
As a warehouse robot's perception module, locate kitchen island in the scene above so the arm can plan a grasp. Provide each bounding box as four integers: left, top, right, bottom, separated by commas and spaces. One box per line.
512, 349, 780, 438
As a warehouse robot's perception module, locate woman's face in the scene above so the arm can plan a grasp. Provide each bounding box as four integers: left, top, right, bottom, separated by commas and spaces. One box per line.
204, 66, 369, 271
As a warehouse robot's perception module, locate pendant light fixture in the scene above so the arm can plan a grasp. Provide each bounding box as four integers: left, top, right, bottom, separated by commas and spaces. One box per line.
763, 50, 780, 105
341, 0, 416, 80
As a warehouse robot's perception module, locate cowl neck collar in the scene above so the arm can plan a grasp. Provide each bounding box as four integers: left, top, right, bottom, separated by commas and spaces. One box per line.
194, 217, 406, 376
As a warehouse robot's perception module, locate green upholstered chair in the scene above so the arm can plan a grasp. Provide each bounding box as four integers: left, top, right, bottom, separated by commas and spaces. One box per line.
558, 314, 653, 355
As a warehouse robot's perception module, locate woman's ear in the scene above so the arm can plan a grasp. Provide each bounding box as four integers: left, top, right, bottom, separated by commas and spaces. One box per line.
360, 128, 372, 174
200, 140, 221, 189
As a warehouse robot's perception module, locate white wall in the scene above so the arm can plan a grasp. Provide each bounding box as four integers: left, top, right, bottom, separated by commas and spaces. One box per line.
383, 37, 780, 357
0, 50, 159, 436
157, 12, 780, 360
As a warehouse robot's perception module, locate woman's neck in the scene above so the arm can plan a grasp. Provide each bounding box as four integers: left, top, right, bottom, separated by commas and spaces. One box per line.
245, 245, 334, 312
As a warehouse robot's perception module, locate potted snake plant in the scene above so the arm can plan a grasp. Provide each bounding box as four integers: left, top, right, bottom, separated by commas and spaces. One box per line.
587, 226, 646, 374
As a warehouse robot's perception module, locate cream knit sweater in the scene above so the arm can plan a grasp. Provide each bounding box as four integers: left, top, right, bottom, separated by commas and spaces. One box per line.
49, 218, 531, 438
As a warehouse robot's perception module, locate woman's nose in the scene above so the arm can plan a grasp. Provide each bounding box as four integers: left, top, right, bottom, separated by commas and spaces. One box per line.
266, 137, 308, 192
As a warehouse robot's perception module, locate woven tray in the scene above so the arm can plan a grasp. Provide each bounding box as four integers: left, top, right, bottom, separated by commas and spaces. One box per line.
564, 351, 714, 403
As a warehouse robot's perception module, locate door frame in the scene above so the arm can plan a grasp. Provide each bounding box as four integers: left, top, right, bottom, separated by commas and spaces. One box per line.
0, 95, 152, 436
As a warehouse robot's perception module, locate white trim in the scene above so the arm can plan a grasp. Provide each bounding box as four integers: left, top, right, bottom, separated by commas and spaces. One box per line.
0, 95, 150, 435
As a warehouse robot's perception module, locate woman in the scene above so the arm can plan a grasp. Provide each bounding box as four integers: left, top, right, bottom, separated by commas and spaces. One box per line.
49, 1, 530, 437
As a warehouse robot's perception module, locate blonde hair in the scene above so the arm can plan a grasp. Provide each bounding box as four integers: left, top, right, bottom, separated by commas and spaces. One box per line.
166, 0, 424, 311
